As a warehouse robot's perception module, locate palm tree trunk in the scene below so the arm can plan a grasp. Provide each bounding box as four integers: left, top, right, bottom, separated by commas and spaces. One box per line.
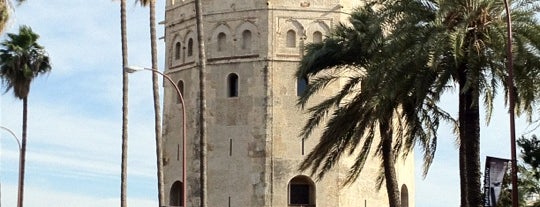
458, 65, 482, 207
120, 0, 129, 206
194, 0, 208, 206
148, 0, 164, 206
459, 142, 468, 207
380, 122, 401, 207
459, 92, 468, 207
18, 97, 28, 207
462, 89, 481, 207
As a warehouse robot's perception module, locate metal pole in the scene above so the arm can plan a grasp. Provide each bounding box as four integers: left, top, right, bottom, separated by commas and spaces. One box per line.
141, 68, 187, 207
0, 126, 22, 207
502, 1, 519, 206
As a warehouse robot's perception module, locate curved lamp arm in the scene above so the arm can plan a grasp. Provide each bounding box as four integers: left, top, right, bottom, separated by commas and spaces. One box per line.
0, 126, 22, 151
124, 65, 188, 207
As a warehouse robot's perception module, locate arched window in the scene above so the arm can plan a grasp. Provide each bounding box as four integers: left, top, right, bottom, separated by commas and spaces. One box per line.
227, 73, 239, 97
217, 32, 227, 52
297, 76, 308, 96
286, 30, 296, 48
187, 38, 194, 57
288, 175, 316, 206
401, 184, 409, 207
170, 181, 184, 206
241, 30, 252, 50
177, 80, 184, 104
175, 42, 181, 60
313, 31, 323, 43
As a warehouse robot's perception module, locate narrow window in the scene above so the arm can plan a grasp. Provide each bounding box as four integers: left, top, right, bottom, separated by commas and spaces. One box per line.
286, 30, 296, 48
289, 176, 315, 206
217, 32, 226, 52
241, 30, 252, 50
301, 139, 305, 155
177, 144, 180, 161
229, 139, 233, 156
313, 31, 323, 43
177, 80, 184, 104
175, 42, 181, 60
228, 197, 231, 207
187, 38, 194, 57
170, 181, 184, 206
297, 76, 308, 96
227, 73, 239, 97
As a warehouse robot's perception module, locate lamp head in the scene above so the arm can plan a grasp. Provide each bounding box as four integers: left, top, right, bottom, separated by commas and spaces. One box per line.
124, 66, 145, 73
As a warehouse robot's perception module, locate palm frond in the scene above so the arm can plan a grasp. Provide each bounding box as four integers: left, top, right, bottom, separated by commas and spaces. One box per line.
0, 25, 51, 99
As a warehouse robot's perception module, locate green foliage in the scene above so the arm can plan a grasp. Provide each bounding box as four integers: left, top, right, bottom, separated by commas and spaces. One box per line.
498, 135, 540, 206
518, 135, 540, 180
297, 3, 454, 185
296, 0, 540, 205
0, 25, 51, 99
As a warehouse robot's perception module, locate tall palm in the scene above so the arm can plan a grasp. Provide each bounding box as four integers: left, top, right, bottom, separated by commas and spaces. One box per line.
296, 6, 452, 207
0, 25, 51, 207
298, 0, 540, 206
135, 0, 164, 205
194, 0, 208, 206
389, 0, 540, 205
119, 0, 129, 206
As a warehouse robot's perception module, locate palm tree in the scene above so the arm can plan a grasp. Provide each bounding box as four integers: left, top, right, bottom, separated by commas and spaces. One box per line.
119, 0, 129, 206
297, 0, 540, 206
135, 0, 164, 205
194, 0, 208, 206
296, 6, 452, 207
387, 0, 540, 205
0, 25, 51, 207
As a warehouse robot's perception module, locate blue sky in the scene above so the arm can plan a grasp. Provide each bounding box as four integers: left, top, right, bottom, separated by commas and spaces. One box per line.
1, 1, 164, 206
0, 1, 538, 207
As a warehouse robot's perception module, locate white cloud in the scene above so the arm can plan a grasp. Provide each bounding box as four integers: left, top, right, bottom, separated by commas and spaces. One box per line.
0, 2, 166, 204
1, 93, 159, 177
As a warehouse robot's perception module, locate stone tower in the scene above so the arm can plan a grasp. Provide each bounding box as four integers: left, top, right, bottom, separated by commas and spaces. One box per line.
162, 0, 415, 206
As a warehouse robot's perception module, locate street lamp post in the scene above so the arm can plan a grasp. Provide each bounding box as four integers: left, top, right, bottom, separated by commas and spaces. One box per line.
125, 66, 187, 207
502, 1, 518, 207
0, 126, 22, 207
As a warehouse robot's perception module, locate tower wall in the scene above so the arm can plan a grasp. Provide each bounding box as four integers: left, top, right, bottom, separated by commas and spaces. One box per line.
162, 1, 415, 206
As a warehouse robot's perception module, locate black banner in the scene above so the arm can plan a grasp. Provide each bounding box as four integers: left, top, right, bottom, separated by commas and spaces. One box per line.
483, 156, 510, 207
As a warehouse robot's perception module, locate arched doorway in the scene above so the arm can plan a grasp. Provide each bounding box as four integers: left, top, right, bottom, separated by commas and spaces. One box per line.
170, 181, 184, 206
